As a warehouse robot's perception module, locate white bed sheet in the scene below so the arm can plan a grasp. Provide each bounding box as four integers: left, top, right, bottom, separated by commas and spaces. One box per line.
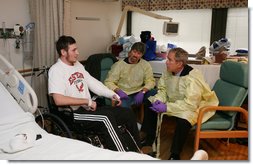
149, 60, 220, 89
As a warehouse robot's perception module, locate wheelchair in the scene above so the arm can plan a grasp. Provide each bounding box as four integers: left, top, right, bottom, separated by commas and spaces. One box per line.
35, 95, 105, 148
33, 65, 105, 148
35, 95, 142, 152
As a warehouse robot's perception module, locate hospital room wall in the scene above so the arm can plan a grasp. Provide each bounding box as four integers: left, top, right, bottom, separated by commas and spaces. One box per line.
71, 0, 124, 61
0, 0, 31, 70
71, 0, 248, 61
132, 8, 248, 55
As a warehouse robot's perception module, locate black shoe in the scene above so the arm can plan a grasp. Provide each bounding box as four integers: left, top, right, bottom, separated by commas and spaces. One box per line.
140, 139, 146, 146
139, 132, 147, 146
147, 151, 157, 158
168, 153, 180, 160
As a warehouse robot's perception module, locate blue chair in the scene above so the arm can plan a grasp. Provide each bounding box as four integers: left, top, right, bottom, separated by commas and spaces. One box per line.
84, 53, 118, 106
194, 61, 248, 152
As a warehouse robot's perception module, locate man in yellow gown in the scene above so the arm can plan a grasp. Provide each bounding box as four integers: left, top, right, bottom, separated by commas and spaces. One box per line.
141, 47, 219, 160
104, 42, 156, 108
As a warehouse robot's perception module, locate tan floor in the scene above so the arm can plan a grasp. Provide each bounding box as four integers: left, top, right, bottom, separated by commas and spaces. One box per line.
157, 116, 248, 160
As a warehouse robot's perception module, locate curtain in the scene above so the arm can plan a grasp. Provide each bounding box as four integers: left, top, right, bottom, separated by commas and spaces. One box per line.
28, 0, 64, 108
64, 0, 71, 35
122, 0, 248, 11
210, 8, 228, 45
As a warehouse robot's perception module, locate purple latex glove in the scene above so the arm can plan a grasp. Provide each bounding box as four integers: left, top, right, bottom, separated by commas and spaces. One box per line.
149, 100, 167, 113
134, 91, 145, 105
116, 89, 129, 100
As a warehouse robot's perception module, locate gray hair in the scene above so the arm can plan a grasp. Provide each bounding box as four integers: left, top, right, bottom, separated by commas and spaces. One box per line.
168, 47, 188, 66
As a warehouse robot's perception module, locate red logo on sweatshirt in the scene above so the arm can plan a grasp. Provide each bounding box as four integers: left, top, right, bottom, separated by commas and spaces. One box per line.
69, 72, 84, 92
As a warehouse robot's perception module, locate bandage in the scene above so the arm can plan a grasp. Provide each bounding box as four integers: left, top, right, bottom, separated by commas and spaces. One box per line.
88, 99, 92, 107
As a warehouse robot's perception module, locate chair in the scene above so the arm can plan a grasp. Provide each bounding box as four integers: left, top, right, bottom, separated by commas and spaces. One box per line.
194, 61, 248, 152
84, 53, 117, 82
36, 94, 105, 147
34, 65, 105, 147
84, 53, 118, 106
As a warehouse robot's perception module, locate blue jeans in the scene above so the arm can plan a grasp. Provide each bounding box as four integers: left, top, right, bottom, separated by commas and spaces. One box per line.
121, 89, 157, 108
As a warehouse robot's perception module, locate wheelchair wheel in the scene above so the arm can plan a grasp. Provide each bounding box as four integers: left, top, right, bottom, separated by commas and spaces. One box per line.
35, 113, 72, 138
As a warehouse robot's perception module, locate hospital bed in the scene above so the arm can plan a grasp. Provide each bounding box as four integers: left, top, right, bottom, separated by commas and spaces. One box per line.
0, 54, 157, 160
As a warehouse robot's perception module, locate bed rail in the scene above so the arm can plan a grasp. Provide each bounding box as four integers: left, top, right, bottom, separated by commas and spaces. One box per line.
0, 54, 38, 114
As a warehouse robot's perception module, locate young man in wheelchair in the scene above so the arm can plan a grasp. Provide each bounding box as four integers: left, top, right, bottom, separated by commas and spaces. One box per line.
48, 35, 141, 152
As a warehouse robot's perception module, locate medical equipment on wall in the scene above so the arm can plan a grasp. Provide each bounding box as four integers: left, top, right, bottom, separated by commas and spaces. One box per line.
13, 24, 25, 49
0, 22, 34, 50
1, 22, 8, 39
0, 22, 13, 39
22, 23, 35, 56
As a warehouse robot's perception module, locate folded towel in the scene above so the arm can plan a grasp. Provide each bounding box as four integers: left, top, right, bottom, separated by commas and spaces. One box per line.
1, 129, 42, 154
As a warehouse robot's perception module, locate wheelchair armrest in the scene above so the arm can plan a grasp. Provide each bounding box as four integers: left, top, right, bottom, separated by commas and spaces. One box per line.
56, 105, 74, 112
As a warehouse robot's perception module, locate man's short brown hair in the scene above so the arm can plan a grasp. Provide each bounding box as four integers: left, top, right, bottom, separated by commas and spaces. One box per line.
130, 42, 146, 55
